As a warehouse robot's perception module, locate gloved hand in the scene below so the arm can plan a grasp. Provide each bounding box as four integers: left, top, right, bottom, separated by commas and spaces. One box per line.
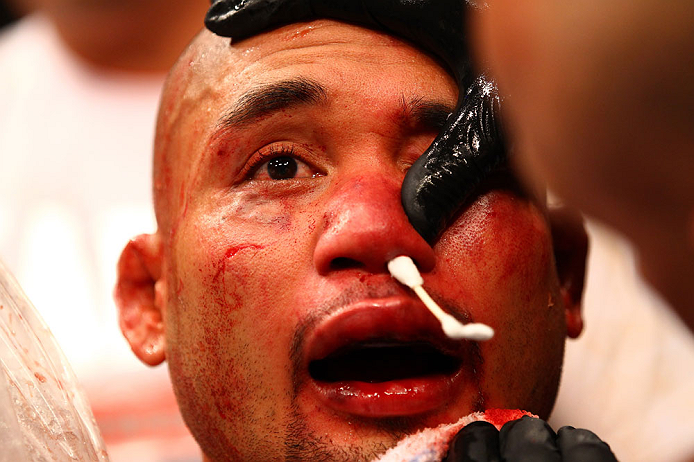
205, 0, 508, 242
443, 416, 618, 462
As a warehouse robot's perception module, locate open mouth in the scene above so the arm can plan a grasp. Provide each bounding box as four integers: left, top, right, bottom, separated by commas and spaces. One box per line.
309, 340, 461, 383
302, 296, 473, 417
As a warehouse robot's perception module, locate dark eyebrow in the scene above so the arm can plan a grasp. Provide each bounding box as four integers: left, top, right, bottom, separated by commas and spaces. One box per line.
401, 96, 454, 132
219, 77, 328, 129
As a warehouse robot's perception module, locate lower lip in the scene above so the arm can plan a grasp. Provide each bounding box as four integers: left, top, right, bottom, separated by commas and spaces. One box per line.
309, 371, 463, 417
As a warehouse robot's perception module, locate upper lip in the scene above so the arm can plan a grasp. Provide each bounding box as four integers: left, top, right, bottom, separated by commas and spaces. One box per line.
303, 294, 467, 371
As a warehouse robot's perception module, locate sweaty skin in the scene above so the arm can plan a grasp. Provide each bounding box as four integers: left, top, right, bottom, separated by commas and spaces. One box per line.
115, 22, 586, 461
205, 0, 508, 242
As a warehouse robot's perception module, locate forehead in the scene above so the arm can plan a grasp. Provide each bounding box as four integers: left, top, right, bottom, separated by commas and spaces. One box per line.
158, 22, 454, 170
174, 20, 454, 111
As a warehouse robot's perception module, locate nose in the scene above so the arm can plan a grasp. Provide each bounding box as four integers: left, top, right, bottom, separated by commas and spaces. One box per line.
313, 174, 436, 276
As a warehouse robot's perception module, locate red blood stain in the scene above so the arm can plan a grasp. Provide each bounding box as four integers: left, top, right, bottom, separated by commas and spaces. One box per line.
178, 182, 185, 208
212, 245, 264, 282
285, 25, 314, 41
175, 277, 184, 296
483, 408, 536, 429
209, 244, 265, 313
179, 182, 189, 220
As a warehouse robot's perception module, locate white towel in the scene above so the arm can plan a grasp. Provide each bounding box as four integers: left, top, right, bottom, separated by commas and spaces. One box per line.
376, 409, 534, 462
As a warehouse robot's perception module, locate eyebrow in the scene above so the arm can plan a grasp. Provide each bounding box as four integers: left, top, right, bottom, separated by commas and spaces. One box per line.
215, 77, 454, 137
401, 96, 454, 132
219, 77, 328, 129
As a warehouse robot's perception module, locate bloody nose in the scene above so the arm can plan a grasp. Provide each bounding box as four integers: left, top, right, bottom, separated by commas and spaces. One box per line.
313, 174, 436, 276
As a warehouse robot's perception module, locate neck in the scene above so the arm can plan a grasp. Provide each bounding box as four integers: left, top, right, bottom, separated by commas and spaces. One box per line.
47, 1, 208, 74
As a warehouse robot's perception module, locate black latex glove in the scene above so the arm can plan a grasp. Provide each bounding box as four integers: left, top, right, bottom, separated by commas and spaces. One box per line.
205, 0, 508, 242
443, 416, 618, 462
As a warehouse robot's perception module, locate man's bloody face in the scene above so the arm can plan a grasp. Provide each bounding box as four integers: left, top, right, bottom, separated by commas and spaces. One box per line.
133, 21, 579, 461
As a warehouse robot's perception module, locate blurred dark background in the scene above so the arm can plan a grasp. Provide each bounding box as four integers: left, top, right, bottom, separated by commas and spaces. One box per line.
0, 0, 21, 29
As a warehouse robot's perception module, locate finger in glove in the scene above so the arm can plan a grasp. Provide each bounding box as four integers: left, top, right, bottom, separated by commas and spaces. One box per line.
499, 416, 562, 462
556, 426, 618, 462
443, 421, 501, 462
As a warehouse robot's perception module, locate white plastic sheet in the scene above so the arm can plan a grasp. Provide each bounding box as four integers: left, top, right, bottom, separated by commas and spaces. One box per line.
0, 259, 108, 461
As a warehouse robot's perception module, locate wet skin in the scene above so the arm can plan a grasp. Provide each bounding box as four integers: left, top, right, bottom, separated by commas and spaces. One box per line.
116, 21, 584, 461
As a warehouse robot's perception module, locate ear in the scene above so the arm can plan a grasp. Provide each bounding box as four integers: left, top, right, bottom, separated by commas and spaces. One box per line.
114, 233, 167, 366
548, 206, 588, 339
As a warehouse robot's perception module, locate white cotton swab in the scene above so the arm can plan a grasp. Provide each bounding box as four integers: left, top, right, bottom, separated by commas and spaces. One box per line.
387, 256, 494, 341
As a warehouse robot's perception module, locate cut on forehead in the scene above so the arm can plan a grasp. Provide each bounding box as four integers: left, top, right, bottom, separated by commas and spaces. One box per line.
152, 20, 453, 234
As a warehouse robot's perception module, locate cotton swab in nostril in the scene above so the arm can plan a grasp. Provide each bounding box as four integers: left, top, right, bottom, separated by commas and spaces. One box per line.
387, 256, 494, 341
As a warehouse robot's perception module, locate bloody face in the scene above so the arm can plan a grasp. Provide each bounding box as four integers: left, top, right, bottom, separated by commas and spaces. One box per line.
151, 21, 573, 461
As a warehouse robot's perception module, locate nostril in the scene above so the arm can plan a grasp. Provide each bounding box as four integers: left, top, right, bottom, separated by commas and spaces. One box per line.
408, 255, 435, 274
329, 257, 364, 272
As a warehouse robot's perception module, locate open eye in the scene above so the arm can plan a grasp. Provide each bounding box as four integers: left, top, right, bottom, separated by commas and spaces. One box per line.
248, 145, 322, 181
265, 156, 299, 180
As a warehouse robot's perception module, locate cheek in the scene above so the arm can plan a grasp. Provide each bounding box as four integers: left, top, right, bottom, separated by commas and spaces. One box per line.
432, 191, 557, 332
173, 191, 302, 311
170, 211, 304, 351
432, 192, 566, 412
164, 199, 315, 432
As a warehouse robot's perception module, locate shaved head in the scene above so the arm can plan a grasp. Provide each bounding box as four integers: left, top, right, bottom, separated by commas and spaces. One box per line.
153, 31, 233, 234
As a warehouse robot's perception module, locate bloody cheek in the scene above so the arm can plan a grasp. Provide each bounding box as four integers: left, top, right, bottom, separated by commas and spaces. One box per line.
431, 191, 552, 317
212, 244, 265, 313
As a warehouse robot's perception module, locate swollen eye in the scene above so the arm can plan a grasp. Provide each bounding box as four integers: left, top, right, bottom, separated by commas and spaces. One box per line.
267, 156, 298, 180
